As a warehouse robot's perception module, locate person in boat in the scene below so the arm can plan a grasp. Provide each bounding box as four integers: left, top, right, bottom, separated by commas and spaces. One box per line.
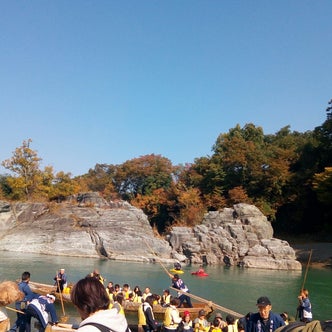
222, 314, 238, 332
11, 271, 38, 332
141, 295, 160, 332
163, 298, 183, 332
87, 269, 105, 285
297, 289, 312, 323
161, 289, 172, 307
54, 268, 67, 293
197, 266, 205, 274
279, 312, 289, 325
178, 310, 193, 332
0, 281, 24, 332
113, 293, 125, 315
142, 287, 152, 301
193, 309, 210, 332
246, 296, 285, 332
133, 286, 143, 303
174, 262, 182, 271
171, 274, 193, 308
210, 317, 223, 332
71, 277, 129, 332
213, 313, 227, 330
122, 283, 133, 301
25, 294, 58, 332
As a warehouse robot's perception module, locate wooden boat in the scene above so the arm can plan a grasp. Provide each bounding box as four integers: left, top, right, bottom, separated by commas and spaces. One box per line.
123, 301, 212, 319
29, 281, 213, 319
29, 281, 71, 303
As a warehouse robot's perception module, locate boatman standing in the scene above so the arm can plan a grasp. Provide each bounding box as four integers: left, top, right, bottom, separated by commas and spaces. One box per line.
171, 274, 193, 308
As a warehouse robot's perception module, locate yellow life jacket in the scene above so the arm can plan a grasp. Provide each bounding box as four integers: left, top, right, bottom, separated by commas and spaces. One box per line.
227, 322, 238, 332
138, 304, 147, 326
164, 307, 179, 328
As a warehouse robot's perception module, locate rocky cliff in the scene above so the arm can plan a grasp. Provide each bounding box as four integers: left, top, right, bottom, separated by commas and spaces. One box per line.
0, 193, 301, 270
168, 204, 301, 270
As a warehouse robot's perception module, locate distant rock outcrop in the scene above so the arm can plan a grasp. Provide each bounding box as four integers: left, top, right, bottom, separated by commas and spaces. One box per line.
167, 204, 302, 270
0, 194, 301, 270
0, 194, 172, 263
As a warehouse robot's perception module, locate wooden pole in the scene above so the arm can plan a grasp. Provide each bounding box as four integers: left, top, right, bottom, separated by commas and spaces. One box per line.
170, 287, 243, 318
143, 237, 243, 318
56, 270, 66, 317
301, 249, 313, 290
5, 306, 25, 315
295, 249, 313, 320
143, 238, 174, 278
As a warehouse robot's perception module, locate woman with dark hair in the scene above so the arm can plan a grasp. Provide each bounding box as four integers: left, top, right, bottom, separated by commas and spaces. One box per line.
71, 277, 129, 332
141, 296, 160, 332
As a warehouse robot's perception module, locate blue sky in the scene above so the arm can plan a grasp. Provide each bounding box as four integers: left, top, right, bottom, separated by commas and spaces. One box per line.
1, 1, 331, 176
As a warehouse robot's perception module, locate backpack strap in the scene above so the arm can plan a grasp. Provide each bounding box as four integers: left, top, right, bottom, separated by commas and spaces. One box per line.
80, 322, 131, 332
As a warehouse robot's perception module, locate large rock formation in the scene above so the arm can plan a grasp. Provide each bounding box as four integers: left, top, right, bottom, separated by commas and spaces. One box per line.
167, 204, 302, 270
0, 194, 172, 263
0, 195, 301, 270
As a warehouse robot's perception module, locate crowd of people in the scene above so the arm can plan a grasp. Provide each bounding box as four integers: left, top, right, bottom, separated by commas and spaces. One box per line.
0, 268, 314, 332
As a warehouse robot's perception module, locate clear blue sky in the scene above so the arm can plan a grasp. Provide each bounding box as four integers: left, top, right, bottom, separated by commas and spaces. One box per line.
1, 1, 331, 176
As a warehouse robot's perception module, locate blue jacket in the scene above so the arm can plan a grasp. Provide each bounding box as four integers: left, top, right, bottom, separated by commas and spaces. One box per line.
15, 281, 37, 310
246, 312, 285, 332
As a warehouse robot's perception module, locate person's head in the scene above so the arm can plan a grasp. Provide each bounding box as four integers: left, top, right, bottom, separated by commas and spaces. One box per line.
21, 271, 31, 282
163, 289, 170, 295
123, 283, 129, 291
300, 289, 309, 298
198, 309, 206, 319
256, 296, 272, 320
215, 312, 223, 323
280, 312, 289, 322
134, 286, 140, 293
60, 268, 65, 274
71, 277, 110, 319
226, 314, 235, 325
172, 274, 179, 281
212, 318, 220, 328
144, 287, 151, 294
170, 297, 180, 307
145, 295, 154, 306
183, 310, 191, 322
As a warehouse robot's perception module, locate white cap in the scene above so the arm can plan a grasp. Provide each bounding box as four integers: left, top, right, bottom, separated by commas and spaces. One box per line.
47, 294, 56, 301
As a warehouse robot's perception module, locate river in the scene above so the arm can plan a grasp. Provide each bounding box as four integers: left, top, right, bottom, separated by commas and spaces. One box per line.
0, 252, 331, 329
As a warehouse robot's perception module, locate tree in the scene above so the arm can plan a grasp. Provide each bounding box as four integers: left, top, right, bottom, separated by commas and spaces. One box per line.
2, 139, 42, 200
113, 154, 173, 200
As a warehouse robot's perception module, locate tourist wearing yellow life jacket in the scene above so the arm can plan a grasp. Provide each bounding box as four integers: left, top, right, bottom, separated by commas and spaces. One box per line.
161, 289, 172, 307
163, 298, 183, 332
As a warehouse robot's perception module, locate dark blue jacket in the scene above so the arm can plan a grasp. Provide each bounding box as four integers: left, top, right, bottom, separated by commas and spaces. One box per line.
246, 312, 285, 332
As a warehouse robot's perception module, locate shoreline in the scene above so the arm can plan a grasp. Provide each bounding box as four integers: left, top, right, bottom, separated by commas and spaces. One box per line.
291, 242, 332, 269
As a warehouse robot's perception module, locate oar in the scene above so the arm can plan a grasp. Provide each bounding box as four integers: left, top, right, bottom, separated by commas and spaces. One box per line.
295, 249, 313, 319
55, 270, 66, 318
5, 306, 25, 315
143, 238, 174, 278
170, 287, 244, 318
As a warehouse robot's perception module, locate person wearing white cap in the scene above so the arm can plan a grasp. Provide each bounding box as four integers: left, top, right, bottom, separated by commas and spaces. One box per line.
25, 294, 58, 332
246, 296, 285, 332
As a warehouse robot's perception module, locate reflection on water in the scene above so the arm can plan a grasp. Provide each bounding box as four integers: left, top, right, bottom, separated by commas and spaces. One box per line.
0, 251, 331, 328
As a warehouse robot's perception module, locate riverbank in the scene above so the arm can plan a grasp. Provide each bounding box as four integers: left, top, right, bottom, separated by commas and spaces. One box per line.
291, 242, 332, 268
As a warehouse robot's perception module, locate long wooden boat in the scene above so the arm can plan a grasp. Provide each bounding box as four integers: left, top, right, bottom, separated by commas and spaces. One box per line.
29, 281, 213, 319
29, 281, 71, 302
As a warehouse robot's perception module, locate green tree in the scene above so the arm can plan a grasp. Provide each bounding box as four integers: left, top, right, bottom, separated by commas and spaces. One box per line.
113, 154, 173, 200
2, 139, 42, 200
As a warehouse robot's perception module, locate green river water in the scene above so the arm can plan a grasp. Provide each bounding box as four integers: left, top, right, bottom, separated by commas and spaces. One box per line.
0, 252, 331, 328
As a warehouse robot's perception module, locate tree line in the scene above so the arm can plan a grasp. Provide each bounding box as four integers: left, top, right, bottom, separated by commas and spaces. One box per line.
1, 100, 331, 238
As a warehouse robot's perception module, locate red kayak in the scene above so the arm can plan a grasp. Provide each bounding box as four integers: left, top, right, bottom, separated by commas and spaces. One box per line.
191, 271, 209, 277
